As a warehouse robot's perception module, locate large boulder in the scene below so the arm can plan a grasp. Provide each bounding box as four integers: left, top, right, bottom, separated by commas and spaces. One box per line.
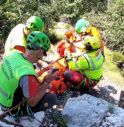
62, 94, 124, 127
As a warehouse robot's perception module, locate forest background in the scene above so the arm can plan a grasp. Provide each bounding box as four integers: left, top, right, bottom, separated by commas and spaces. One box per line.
0, 0, 124, 83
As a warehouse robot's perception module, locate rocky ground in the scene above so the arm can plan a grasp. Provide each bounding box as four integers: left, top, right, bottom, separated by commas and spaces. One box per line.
39, 78, 123, 127
39, 50, 124, 127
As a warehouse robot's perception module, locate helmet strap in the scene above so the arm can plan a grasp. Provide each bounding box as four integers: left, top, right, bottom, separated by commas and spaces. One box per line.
85, 43, 93, 51
86, 48, 99, 53
85, 43, 99, 52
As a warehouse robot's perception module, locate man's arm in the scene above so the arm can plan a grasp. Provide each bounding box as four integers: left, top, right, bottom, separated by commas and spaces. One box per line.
27, 80, 50, 107
67, 55, 89, 71
20, 71, 57, 107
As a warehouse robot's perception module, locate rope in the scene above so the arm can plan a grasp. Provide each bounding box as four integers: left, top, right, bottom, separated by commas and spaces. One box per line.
0, 99, 26, 126
37, 57, 64, 76
0, 118, 24, 127
0, 99, 26, 119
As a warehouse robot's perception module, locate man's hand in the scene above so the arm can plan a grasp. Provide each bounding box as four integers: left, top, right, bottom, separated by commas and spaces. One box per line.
45, 68, 58, 83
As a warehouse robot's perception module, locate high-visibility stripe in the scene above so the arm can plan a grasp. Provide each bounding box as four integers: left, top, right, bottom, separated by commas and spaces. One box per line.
0, 85, 9, 98
86, 54, 96, 69
82, 54, 90, 68
96, 52, 102, 61
75, 62, 80, 70
85, 53, 103, 70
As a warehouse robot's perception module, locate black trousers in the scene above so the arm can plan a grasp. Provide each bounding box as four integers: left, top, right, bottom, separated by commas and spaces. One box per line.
10, 87, 57, 117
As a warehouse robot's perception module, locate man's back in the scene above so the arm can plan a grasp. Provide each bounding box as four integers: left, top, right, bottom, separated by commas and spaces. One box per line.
0, 51, 36, 107
5, 24, 26, 55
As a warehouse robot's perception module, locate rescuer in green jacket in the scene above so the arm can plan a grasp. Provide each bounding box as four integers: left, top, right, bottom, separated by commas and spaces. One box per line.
64, 36, 104, 90
0, 31, 57, 116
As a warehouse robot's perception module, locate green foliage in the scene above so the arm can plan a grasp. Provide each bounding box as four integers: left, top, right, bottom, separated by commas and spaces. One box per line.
111, 52, 124, 77
47, 31, 60, 44
49, 22, 73, 43
0, 0, 123, 54
52, 111, 67, 127
0, 0, 17, 41
106, 0, 124, 54
104, 48, 124, 86
112, 52, 124, 63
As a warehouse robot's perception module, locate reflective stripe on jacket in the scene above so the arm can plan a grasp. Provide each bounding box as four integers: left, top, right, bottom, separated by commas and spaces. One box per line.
68, 51, 104, 80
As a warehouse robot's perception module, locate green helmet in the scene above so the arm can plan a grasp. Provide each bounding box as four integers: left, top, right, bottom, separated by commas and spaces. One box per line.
27, 31, 50, 52
84, 36, 101, 50
75, 18, 91, 34
26, 16, 44, 31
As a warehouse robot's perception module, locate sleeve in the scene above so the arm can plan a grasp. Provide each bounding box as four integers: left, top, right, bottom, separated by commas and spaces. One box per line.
19, 75, 40, 98
12, 24, 26, 48
68, 55, 89, 71
5, 31, 13, 54
5, 24, 26, 55
57, 41, 66, 57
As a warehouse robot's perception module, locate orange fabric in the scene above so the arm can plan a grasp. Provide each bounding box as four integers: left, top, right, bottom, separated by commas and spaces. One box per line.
57, 40, 76, 57
28, 76, 39, 97
65, 31, 73, 39
50, 64, 67, 94
50, 77, 67, 94
14, 45, 26, 53
65, 70, 98, 89
65, 31, 76, 43
57, 41, 66, 57
52, 61, 67, 72
68, 43, 76, 53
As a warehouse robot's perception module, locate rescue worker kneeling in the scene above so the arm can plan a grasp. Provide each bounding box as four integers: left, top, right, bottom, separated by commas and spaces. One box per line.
0, 31, 57, 117
64, 36, 104, 91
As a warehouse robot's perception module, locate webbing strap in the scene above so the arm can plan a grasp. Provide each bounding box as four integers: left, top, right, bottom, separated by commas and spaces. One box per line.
80, 80, 85, 87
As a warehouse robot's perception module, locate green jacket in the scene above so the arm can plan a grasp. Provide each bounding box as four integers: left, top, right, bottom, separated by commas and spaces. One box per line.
68, 51, 104, 80
0, 51, 37, 107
